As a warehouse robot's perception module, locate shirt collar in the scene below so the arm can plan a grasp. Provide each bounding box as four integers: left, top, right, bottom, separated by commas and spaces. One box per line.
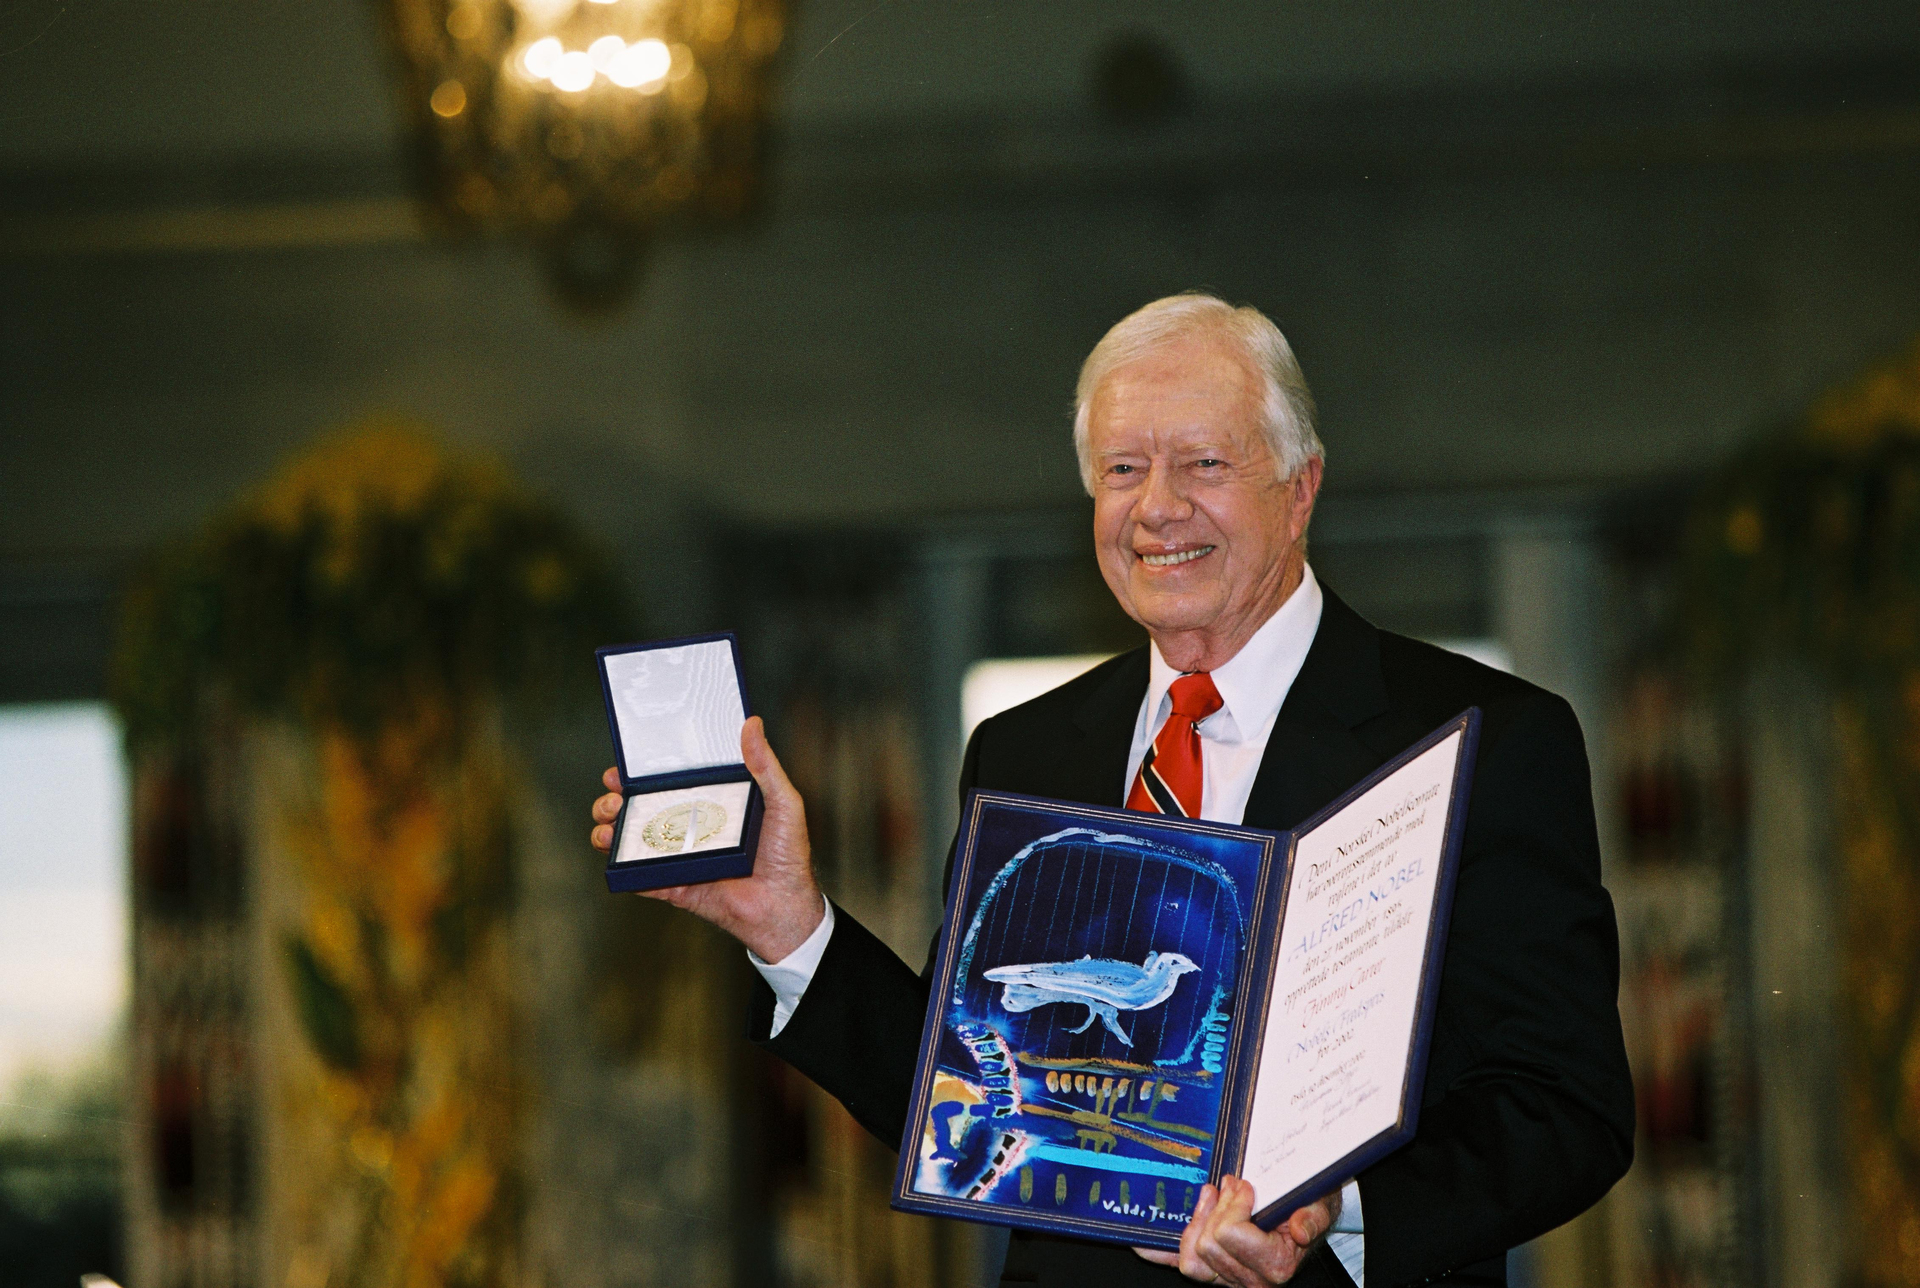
1142, 563, 1324, 745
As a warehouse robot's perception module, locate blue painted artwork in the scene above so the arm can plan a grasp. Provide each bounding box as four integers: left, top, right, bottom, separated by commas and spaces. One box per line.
903, 797, 1274, 1244
984, 951, 1200, 1045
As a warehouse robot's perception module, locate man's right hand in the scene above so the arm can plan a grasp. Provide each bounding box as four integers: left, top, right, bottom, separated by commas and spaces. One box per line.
590, 714, 825, 963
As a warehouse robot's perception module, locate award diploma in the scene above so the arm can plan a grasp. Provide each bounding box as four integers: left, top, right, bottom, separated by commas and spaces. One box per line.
1220, 714, 1475, 1227
893, 711, 1479, 1248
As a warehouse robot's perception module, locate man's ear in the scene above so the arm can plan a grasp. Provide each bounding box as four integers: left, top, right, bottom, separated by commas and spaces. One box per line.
1289, 457, 1325, 542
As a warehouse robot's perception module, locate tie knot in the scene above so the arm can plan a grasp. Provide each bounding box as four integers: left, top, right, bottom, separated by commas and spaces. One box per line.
1168, 672, 1223, 720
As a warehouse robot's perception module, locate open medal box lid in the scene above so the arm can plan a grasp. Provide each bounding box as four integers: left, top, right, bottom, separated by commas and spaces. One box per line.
596, 632, 764, 893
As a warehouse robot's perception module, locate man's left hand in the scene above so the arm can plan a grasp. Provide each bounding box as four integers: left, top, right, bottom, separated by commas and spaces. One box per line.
1133, 1177, 1340, 1286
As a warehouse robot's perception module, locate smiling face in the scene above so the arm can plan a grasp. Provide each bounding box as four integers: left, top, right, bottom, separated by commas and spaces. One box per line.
1087, 332, 1322, 672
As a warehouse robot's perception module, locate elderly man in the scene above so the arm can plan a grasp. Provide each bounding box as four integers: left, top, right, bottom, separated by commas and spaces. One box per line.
592, 294, 1633, 1287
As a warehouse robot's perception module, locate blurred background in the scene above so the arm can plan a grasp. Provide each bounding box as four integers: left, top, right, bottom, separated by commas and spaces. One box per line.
4, 1, 1920, 1285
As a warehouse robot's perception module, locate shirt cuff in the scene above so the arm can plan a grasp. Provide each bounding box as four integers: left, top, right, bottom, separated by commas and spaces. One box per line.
1327, 1181, 1365, 1287
747, 895, 835, 1038
1331, 1178, 1363, 1232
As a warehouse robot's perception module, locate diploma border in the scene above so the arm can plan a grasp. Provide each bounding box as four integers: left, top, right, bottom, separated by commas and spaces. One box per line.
889, 790, 1287, 1250
1218, 706, 1484, 1231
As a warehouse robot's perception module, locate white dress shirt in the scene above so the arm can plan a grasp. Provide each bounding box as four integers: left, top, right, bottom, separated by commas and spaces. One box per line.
1123, 563, 1321, 824
752, 564, 1365, 1284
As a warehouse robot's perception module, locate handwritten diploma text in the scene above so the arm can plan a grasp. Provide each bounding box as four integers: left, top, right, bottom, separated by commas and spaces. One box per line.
1239, 731, 1463, 1211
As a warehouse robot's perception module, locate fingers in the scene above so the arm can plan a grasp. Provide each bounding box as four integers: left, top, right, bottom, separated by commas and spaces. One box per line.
590, 785, 625, 853
1215, 1223, 1297, 1282
1177, 1184, 1220, 1281
1191, 1179, 1336, 1286
1132, 1247, 1178, 1267
1174, 1177, 1318, 1287
591, 768, 623, 853
1193, 1178, 1260, 1286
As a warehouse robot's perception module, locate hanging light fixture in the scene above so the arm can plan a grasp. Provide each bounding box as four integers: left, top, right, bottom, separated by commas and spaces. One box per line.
383, 0, 787, 305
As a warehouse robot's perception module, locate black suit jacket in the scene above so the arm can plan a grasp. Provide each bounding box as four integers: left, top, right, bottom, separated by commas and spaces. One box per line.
752, 589, 1634, 1288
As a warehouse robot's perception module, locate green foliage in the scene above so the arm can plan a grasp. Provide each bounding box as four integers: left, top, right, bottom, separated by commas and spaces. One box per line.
112, 421, 633, 748
1682, 434, 1920, 685
284, 934, 363, 1072
1680, 357, 1920, 684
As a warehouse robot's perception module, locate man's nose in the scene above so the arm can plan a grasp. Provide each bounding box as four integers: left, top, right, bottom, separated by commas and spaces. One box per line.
1136, 462, 1192, 524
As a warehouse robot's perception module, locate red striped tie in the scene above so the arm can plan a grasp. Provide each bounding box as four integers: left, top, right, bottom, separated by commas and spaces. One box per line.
1126, 672, 1223, 818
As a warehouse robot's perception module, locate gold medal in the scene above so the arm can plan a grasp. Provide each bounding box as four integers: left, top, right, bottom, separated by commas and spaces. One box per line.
639, 799, 728, 854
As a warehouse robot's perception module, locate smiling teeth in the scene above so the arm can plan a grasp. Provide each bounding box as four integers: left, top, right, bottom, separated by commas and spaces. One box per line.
1140, 547, 1215, 567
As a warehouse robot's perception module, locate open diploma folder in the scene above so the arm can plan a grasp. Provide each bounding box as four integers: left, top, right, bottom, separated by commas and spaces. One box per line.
892, 710, 1481, 1250
596, 632, 764, 893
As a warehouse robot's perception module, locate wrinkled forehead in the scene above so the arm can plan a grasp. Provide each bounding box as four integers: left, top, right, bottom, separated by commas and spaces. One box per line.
1087, 340, 1267, 455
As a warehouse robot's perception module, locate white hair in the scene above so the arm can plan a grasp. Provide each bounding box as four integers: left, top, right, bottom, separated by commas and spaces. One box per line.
1071, 293, 1323, 494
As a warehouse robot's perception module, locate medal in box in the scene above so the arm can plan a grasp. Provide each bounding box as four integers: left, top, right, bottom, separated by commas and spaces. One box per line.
596, 632, 764, 893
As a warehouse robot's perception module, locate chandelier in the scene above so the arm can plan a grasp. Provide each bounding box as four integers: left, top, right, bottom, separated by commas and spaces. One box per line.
383, 0, 787, 303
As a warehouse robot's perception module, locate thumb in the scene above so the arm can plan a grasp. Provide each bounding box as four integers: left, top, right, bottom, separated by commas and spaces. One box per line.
741, 716, 801, 810
1288, 1198, 1333, 1246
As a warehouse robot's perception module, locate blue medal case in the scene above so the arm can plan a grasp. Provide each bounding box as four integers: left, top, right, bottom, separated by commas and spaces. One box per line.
596, 631, 764, 893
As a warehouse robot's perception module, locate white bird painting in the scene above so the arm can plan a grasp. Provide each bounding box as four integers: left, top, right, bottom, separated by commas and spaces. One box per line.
982, 951, 1200, 1046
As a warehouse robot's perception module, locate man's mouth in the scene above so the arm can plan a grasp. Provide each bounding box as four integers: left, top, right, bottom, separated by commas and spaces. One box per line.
1138, 546, 1216, 568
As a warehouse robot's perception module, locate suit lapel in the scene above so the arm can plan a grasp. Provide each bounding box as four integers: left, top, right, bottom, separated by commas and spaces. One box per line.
1056, 648, 1149, 808
1243, 587, 1393, 832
